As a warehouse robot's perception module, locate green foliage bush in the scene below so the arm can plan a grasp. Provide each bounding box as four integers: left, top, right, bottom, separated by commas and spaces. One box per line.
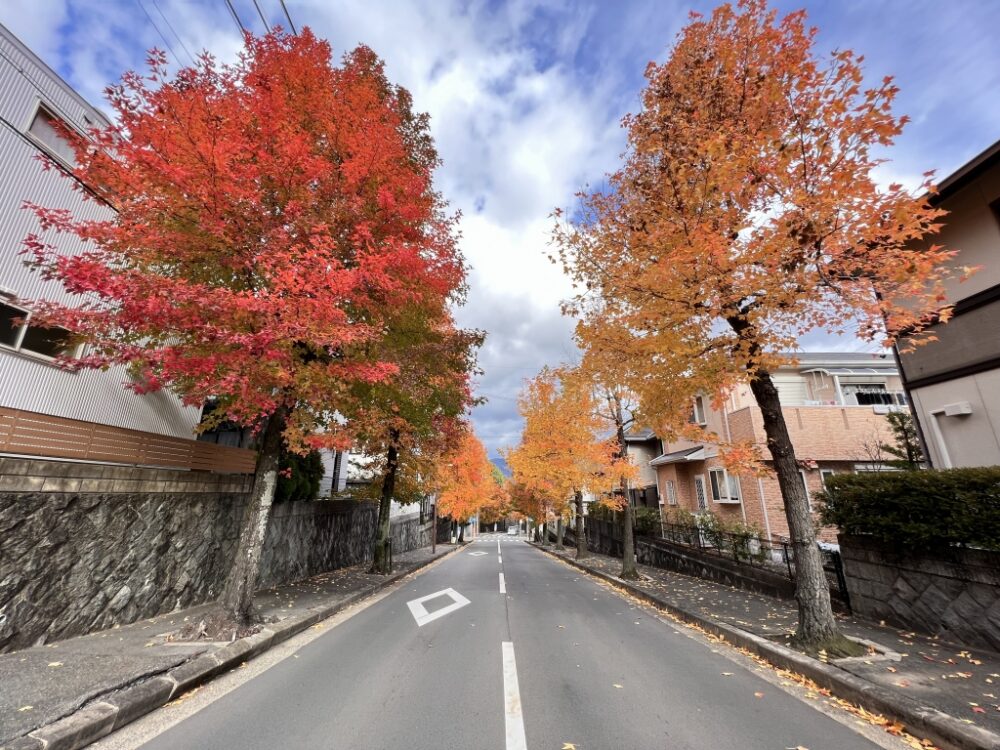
275, 449, 325, 503
633, 507, 661, 535
819, 467, 1000, 550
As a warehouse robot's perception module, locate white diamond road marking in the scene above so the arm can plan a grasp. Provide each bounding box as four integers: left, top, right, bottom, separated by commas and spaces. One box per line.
406, 588, 470, 627
468, 551, 488, 557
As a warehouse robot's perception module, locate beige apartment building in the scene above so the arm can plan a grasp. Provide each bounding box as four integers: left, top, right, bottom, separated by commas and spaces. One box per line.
649, 353, 900, 542
895, 140, 1000, 469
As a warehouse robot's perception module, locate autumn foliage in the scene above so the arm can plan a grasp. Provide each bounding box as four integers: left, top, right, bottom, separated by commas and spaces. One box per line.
434, 427, 495, 526
24, 30, 464, 451
21, 29, 469, 622
505, 367, 620, 523
554, 0, 958, 648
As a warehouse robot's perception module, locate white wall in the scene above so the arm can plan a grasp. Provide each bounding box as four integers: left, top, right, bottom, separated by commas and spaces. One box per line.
0, 25, 199, 438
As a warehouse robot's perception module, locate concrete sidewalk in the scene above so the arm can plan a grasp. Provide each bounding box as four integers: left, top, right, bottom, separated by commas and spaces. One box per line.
0, 545, 457, 750
538, 544, 1000, 750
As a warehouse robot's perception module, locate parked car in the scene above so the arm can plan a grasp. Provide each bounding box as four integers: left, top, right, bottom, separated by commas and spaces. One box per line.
507, 526, 519, 536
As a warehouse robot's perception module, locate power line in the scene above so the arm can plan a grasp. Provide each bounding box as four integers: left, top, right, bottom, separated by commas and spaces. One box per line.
278, 0, 298, 34
150, 0, 197, 66
223, 0, 246, 34
252, 0, 270, 31
136, 0, 183, 66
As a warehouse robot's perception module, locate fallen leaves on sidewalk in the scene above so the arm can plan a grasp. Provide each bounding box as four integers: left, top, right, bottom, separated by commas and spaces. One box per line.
165, 686, 201, 707
18, 706, 32, 712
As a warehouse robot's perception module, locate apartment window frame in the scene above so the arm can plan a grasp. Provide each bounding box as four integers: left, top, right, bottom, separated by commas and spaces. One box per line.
819, 468, 836, 490
708, 467, 741, 504
24, 100, 79, 170
692, 395, 707, 426
664, 479, 678, 506
0, 297, 82, 363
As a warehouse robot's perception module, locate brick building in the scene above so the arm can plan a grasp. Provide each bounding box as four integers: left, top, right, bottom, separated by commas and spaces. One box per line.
650, 352, 902, 542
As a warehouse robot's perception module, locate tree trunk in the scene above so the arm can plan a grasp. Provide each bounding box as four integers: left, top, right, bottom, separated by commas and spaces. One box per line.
370, 432, 399, 574
556, 517, 564, 549
747, 369, 856, 654
575, 490, 588, 559
541, 521, 548, 546
220, 407, 287, 625
457, 522, 465, 543
612, 393, 639, 580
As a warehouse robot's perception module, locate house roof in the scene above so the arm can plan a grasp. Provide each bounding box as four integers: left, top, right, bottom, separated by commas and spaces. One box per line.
800, 367, 895, 377
649, 446, 705, 466
624, 428, 657, 442
931, 138, 1000, 205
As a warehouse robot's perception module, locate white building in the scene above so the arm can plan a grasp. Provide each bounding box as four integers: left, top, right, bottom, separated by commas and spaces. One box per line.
0, 22, 199, 440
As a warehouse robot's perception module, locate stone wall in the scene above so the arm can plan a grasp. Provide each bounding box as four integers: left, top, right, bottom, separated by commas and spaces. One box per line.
839, 535, 1000, 651
0, 457, 432, 652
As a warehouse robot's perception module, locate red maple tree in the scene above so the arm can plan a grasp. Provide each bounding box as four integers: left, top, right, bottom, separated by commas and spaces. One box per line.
23, 30, 464, 623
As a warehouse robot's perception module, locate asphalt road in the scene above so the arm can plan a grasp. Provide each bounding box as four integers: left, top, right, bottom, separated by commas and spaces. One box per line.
111, 537, 905, 750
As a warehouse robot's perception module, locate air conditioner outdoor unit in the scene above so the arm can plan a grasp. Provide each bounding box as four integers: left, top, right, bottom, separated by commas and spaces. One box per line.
943, 401, 973, 417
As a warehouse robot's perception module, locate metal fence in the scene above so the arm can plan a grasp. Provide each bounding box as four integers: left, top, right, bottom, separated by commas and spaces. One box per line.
658, 521, 851, 610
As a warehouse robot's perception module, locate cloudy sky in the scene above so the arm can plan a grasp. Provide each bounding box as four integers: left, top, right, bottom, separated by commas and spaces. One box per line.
5, 0, 999, 459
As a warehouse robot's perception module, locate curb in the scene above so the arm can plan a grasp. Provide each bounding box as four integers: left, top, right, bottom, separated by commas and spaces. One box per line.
3, 547, 460, 750
535, 545, 1000, 750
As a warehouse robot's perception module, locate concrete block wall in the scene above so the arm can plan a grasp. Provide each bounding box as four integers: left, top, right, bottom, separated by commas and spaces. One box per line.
840, 535, 1000, 651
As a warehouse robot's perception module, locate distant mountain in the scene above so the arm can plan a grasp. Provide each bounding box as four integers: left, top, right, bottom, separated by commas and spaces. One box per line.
491, 456, 511, 477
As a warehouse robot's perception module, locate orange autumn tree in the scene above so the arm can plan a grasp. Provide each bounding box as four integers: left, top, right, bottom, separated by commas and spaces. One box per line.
554, 0, 961, 652
435, 427, 494, 542
505, 367, 620, 559
570, 348, 646, 578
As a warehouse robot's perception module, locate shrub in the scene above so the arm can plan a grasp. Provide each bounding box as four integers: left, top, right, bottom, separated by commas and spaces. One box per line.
819, 467, 1000, 551
275, 449, 325, 502
633, 507, 661, 536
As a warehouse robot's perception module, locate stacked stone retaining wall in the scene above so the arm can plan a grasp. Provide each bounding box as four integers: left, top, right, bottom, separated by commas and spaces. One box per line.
0, 456, 430, 652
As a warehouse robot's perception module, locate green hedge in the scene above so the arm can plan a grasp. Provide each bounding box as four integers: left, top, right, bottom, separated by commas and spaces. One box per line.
818, 467, 1000, 550
585, 504, 661, 535
276, 449, 325, 503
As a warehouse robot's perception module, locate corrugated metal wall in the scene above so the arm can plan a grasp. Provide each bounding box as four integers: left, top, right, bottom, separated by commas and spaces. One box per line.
0, 24, 201, 439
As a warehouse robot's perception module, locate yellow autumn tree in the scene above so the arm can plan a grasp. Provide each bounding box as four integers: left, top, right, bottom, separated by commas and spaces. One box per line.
505, 366, 621, 559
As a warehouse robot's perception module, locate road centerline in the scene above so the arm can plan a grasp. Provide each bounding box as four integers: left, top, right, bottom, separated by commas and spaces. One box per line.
502, 641, 528, 750
499, 571, 506, 594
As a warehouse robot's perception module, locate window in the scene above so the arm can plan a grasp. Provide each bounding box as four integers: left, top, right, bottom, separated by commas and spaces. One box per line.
694, 475, 708, 511
709, 467, 741, 503
820, 469, 836, 489
0, 299, 78, 359
799, 470, 811, 512
27, 104, 77, 167
664, 479, 678, 506
691, 395, 707, 426
841, 383, 898, 406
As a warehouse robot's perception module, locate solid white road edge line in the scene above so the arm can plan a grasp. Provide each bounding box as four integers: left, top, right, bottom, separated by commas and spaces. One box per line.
499, 572, 506, 594
502, 641, 528, 750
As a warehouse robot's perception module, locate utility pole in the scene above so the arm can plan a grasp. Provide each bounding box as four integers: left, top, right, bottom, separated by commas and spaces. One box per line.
432, 500, 438, 554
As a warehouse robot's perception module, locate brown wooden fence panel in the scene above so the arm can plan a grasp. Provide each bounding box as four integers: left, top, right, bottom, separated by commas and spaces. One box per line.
0, 407, 257, 474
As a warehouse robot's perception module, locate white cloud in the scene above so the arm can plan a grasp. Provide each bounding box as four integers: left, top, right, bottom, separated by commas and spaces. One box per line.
7, 0, 997, 459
